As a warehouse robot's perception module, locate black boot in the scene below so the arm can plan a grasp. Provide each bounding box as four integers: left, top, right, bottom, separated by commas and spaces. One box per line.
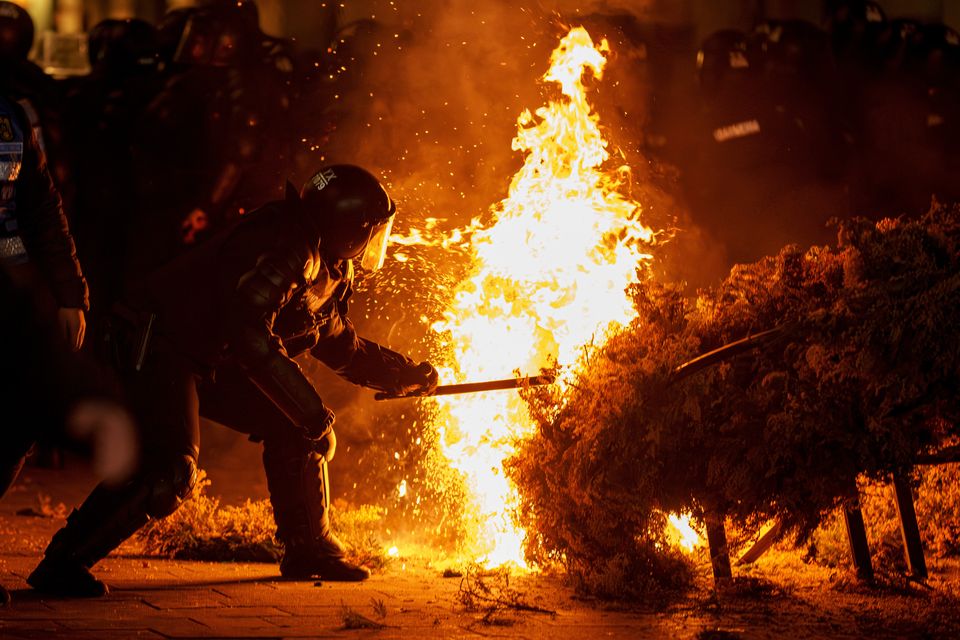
279, 529, 370, 582
26, 557, 108, 598
28, 481, 151, 598
263, 441, 370, 582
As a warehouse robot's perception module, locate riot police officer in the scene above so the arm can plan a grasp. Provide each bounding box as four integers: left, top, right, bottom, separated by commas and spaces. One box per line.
684, 30, 776, 263
754, 19, 843, 178
0, 92, 88, 604
0, 93, 87, 347
27, 165, 438, 597
129, 2, 293, 279
0, 263, 134, 607
0, 2, 68, 190
824, 0, 888, 64
64, 19, 162, 316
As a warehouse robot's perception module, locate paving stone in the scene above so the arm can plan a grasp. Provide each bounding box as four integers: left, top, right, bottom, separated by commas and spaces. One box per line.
54, 615, 214, 631
148, 617, 295, 639
5, 464, 960, 639
14, 598, 158, 618
138, 590, 236, 610
0, 622, 61, 639
202, 606, 292, 618
2, 629, 163, 640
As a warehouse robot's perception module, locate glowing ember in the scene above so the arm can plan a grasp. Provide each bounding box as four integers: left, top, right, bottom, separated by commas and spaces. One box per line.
428, 27, 656, 566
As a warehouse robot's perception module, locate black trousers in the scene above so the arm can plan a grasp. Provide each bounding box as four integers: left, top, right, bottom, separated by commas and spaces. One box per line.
128, 349, 312, 474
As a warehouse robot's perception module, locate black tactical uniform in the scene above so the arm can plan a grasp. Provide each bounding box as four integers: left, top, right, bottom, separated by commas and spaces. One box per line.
129, 3, 293, 277
0, 93, 88, 605
0, 2, 68, 195
684, 25, 844, 264
685, 30, 777, 262
855, 19, 946, 216
0, 266, 98, 607
0, 262, 128, 607
754, 20, 846, 179
0, 94, 87, 310
64, 19, 163, 316
28, 165, 437, 597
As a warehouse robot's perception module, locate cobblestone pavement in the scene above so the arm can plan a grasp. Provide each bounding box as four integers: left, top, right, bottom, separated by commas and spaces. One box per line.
0, 463, 705, 639
3, 463, 960, 639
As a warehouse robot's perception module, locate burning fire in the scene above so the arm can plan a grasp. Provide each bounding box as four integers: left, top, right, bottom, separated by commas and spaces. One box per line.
667, 513, 702, 552
426, 27, 660, 566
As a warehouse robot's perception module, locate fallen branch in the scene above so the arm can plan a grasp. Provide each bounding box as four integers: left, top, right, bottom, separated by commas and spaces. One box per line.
456, 565, 556, 623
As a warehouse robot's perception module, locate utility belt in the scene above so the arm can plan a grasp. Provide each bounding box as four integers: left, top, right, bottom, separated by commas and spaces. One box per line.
103, 303, 216, 379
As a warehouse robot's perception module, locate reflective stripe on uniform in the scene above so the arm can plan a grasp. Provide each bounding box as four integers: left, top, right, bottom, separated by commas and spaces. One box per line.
0, 235, 28, 263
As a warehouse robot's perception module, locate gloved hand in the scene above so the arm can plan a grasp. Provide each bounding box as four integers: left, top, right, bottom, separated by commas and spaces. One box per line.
302, 403, 336, 442
391, 361, 439, 398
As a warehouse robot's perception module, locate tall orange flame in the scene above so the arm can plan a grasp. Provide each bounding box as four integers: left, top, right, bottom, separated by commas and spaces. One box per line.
428, 27, 657, 566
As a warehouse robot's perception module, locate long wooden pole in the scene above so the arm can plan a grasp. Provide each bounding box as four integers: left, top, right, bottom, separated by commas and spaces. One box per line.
374, 374, 556, 401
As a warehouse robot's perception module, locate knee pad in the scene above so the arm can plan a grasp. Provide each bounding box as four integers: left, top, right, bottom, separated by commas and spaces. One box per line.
146, 454, 198, 518
317, 428, 336, 462
263, 426, 336, 462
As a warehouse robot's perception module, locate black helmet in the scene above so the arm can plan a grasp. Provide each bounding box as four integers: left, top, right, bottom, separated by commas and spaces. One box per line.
874, 18, 928, 73
921, 22, 960, 82
823, 0, 886, 35
0, 1, 33, 61
201, 0, 260, 30
697, 29, 756, 93
755, 19, 832, 77
157, 7, 197, 66
299, 165, 396, 271
88, 19, 160, 75
173, 6, 257, 67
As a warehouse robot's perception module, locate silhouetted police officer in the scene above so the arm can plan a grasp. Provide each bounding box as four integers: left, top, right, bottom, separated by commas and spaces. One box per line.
0, 91, 89, 603
856, 18, 946, 216
0, 93, 87, 347
0, 1, 68, 191
685, 26, 844, 264
65, 19, 163, 316
129, 2, 293, 277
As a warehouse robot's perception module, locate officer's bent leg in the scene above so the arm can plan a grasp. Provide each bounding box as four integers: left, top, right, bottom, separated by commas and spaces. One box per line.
27, 351, 201, 597
199, 366, 367, 581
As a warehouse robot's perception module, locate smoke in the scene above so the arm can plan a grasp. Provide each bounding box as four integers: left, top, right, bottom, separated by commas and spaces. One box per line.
326, 3, 555, 217
322, 1, 722, 347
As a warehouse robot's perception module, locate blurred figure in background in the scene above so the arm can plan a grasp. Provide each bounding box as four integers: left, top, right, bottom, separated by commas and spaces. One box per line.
679, 22, 847, 265
0, 1, 69, 193
0, 86, 132, 605
0, 264, 136, 606
64, 19, 163, 318
855, 18, 942, 216
128, 1, 293, 278
0, 91, 87, 348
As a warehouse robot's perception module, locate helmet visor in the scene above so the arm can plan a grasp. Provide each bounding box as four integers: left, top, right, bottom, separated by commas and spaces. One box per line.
359, 216, 393, 272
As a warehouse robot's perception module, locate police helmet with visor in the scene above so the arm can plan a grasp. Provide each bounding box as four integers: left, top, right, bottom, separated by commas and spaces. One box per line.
299, 165, 396, 272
